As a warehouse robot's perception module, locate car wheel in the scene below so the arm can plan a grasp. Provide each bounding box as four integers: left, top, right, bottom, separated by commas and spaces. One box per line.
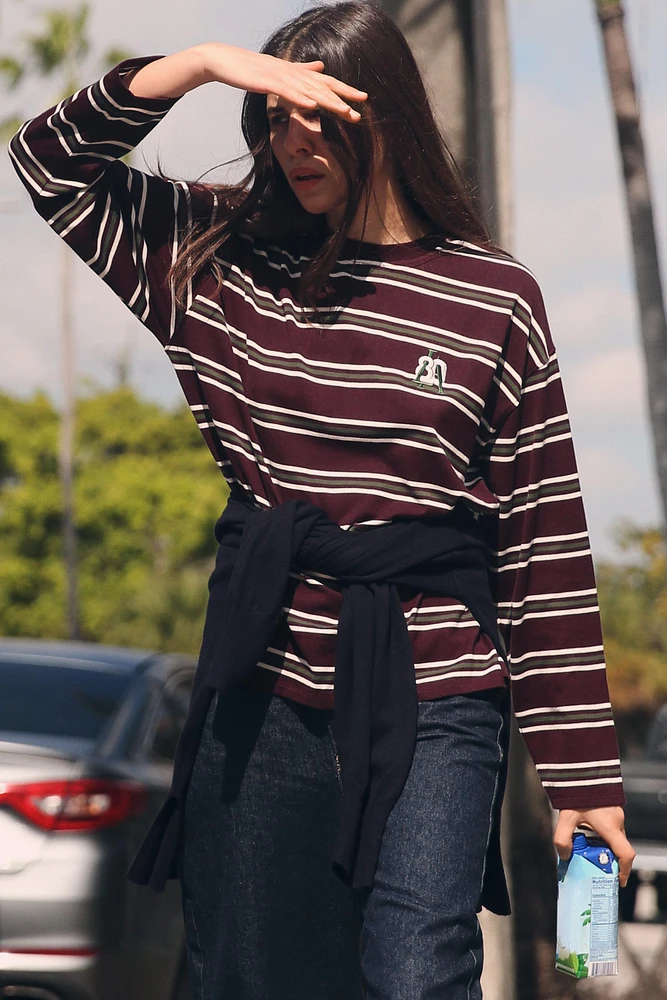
170, 950, 193, 1000
619, 869, 638, 922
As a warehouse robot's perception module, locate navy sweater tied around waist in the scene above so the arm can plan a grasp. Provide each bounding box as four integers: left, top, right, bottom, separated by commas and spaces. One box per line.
127, 491, 512, 915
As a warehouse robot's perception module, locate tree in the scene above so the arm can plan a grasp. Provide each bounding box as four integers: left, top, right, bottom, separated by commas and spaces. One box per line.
594, 0, 667, 531
0, 4, 131, 638
0, 387, 229, 651
597, 522, 667, 746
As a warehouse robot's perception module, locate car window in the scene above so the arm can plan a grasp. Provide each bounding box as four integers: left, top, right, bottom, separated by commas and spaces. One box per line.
0, 660, 132, 739
148, 679, 192, 762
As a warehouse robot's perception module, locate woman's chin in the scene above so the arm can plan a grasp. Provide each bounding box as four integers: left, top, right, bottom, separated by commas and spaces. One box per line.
293, 192, 338, 215
300, 205, 336, 218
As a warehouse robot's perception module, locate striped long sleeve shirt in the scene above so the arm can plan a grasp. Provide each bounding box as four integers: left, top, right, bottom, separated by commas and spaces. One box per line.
9, 55, 625, 811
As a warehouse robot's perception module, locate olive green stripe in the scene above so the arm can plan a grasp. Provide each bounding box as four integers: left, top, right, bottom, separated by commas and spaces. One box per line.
195, 413, 455, 501
197, 278, 501, 365
502, 595, 598, 619
489, 418, 571, 456
511, 595, 598, 608
174, 352, 471, 475
258, 407, 442, 445
513, 652, 604, 673
353, 262, 519, 311
51, 186, 97, 234
525, 357, 560, 387
521, 710, 613, 726
499, 479, 580, 512
414, 659, 505, 680
11, 141, 55, 190
539, 767, 622, 781
492, 539, 589, 568
256, 653, 505, 687
243, 349, 484, 417
250, 408, 468, 475
173, 340, 476, 418
273, 466, 448, 503
258, 650, 334, 684
285, 607, 479, 628
91, 208, 122, 278
317, 276, 548, 368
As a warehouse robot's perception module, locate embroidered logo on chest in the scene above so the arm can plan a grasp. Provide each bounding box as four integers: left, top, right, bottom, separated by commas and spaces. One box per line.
413, 349, 447, 394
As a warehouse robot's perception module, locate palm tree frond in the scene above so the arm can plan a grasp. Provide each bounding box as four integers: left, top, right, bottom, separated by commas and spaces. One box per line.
26, 6, 91, 76
0, 56, 25, 89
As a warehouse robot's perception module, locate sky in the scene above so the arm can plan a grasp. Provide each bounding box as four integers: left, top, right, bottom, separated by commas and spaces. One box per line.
1, 0, 665, 560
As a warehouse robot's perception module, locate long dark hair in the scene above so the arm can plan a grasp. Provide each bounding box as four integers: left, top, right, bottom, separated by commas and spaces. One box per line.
168, 1, 497, 311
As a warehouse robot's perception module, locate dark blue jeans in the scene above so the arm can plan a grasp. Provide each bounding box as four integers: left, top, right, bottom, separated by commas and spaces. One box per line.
180, 682, 506, 1000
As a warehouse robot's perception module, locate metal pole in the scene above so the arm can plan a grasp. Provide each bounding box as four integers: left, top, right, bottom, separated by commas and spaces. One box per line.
60, 243, 79, 639
471, 0, 512, 249
469, 8, 517, 996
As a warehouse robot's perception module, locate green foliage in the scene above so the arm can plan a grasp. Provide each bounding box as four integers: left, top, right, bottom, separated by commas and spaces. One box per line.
27, 5, 90, 78
0, 3, 132, 120
597, 520, 667, 712
101, 47, 132, 72
0, 115, 24, 143
0, 56, 24, 89
0, 388, 228, 654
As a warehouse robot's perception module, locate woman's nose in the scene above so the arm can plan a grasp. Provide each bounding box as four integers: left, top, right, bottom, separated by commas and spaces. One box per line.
283, 116, 316, 156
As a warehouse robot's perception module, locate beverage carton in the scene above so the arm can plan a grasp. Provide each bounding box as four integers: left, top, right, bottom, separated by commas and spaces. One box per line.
555, 830, 619, 978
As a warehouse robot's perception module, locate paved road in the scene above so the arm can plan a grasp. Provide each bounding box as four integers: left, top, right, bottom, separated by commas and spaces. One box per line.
576, 921, 667, 997
575, 882, 667, 997
480, 884, 667, 999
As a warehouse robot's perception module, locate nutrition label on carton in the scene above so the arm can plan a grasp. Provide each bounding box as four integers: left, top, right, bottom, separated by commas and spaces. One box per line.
589, 876, 619, 976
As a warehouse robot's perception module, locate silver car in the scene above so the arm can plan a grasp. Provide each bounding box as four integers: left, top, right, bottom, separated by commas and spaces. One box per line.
0, 637, 196, 1000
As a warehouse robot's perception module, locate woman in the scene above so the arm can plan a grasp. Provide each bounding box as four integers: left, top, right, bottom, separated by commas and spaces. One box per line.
9, 3, 634, 998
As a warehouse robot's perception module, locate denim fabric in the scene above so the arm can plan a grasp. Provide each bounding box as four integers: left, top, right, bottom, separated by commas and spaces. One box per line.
180, 682, 507, 1000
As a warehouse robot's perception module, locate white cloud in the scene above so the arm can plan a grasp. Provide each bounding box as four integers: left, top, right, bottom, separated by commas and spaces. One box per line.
548, 283, 635, 349
566, 345, 646, 428
576, 441, 661, 558
512, 86, 632, 284
1, 323, 55, 392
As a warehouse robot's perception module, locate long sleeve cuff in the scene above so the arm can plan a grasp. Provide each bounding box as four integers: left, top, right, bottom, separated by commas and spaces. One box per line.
103, 55, 181, 116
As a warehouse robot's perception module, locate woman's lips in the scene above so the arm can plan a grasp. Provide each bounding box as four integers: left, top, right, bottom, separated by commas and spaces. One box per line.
293, 174, 324, 188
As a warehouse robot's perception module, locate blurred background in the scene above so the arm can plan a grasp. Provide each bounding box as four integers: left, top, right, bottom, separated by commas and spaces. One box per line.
1, 1, 667, 998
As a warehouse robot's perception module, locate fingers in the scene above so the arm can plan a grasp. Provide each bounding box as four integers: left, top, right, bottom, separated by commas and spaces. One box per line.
271, 58, 368, 122
558, 807, 637, 888
280, 86, 360, 120
284, 87, 365, 121
579, 808, 636, 888
318, 73, 368, 99
553, 809, 579, 861
301, 78, 368, 121
316, 74, 369, 111
606, 830, 636, 888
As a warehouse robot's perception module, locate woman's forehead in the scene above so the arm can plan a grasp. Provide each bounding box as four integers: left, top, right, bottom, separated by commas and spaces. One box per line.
266, 94, 293, 112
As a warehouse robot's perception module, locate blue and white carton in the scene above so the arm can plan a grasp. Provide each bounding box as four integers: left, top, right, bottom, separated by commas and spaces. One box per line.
555, 830, 619, 978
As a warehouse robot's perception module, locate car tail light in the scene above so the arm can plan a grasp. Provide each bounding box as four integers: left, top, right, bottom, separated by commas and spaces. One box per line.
0, 779, 148, 831
5, 947, 100, 956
